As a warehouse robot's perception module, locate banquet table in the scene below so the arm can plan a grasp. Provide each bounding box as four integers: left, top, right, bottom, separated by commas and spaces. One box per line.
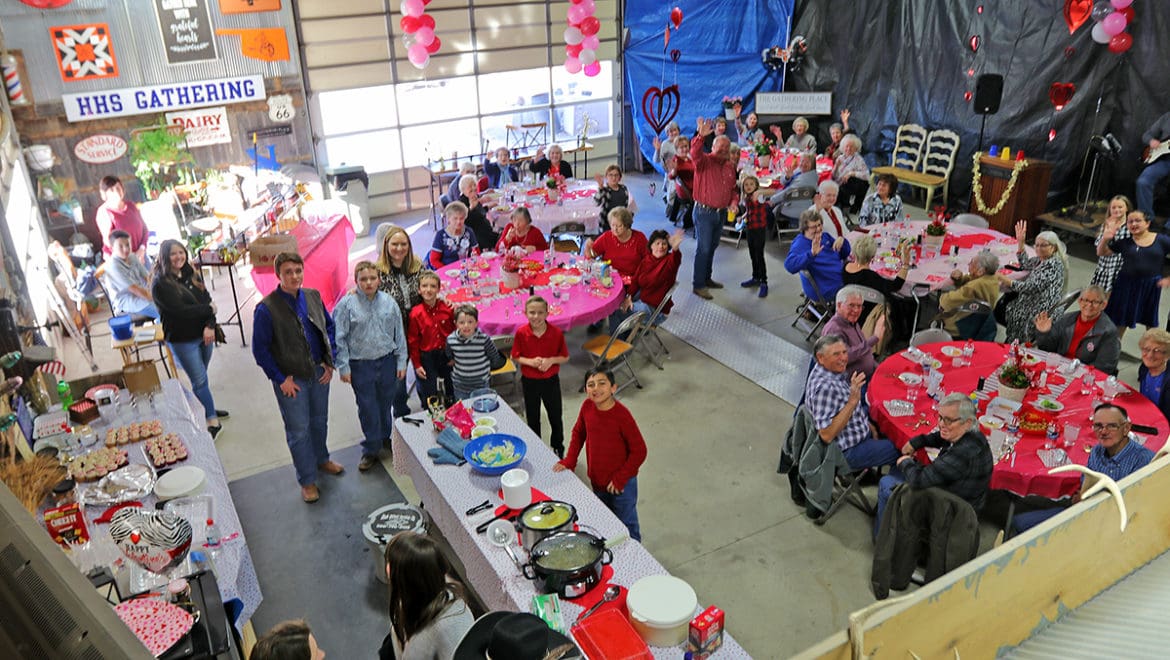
845, 220, 1028, 296
435, 250, 624, 337
77, 379, 263, 630
486, 180, 603, 236
390, 404, 751, 658
249, 213, 356, 312
868, 341, 1169, 499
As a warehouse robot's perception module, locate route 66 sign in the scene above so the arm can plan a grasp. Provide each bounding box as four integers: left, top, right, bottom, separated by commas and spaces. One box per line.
267, 94, 294, 123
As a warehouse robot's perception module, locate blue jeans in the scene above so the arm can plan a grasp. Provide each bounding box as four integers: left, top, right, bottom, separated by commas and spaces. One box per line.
843, 438, 900, 471
272, 366, 331, 486
692, 204, 722, 289
1012, 507, 1063, 534
168, 340, 217, 422
348, 353, 399, 457
594, 477, 641, 541
417, 349, 453, 405
875, 466, 905, 538
1136, 157, 1170, 218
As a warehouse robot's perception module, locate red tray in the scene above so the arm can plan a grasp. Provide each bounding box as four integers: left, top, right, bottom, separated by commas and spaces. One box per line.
571, 609, 650, 660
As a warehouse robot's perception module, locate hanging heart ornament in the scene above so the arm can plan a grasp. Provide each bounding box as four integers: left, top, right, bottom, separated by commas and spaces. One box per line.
1063, 0, 1092, 34
641, 85, 681, 136
110, 508, 193, 574
1049, 82, 1076, 111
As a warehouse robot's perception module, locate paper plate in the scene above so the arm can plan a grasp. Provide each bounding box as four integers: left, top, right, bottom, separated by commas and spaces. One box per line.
979, 415, 1005, 430
940, 346, 963, 357
154, 466, 206, 501
114, 598, 194, 657
898, 373, 923, 386
1033, 397, 1064, 412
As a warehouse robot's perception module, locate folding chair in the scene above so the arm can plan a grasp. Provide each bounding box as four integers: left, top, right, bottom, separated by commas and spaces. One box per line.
773, 185, 817, 245
581, 312, 645, 394
550, 221, 586, 254
950, 213, 989, 228
909, 327, 953, 347
934, 299, 995, 341
1055, 288, 1083, 315
630, 283, 678, 369
780, 406, 876, 526
791, 270, 834, 341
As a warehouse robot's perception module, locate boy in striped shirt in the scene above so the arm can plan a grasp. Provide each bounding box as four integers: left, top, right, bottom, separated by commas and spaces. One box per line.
445, 305, 503, 400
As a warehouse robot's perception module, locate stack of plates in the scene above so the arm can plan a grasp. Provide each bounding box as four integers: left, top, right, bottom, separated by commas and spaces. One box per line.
155, 466, 207, 501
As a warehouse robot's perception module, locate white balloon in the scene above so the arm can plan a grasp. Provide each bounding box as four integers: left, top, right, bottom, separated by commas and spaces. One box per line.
579, 48, 597, 66
1091, 22, 1111, 44
564, 27, 584, 46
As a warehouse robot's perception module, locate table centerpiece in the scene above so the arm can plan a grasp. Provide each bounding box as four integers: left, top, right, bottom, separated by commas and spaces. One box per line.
998, 363, 1032, 402
923, 206, 949, 253
501, 252, 523, 290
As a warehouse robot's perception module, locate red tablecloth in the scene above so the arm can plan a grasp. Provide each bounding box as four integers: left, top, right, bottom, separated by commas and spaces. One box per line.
436, 251, 624, 336
250, 214, 356, 312
868, 341, 1169, 499
739, 151, 833, 189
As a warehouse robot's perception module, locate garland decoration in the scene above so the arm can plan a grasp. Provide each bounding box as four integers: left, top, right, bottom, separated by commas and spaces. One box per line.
971, 152, 1028, 215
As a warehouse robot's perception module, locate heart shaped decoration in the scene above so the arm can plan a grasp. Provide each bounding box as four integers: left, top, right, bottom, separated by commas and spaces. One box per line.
110, 508, 192, 574
1049, 82, 1076, 111
641, 85, 681, 136
1064, 0, 1092, 34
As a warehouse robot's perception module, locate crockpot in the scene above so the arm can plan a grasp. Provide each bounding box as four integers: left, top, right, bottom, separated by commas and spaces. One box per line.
521, 530, 612, 599
515, 500, 577, 551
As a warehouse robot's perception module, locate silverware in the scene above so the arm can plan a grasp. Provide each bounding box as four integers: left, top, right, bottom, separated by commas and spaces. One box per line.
576, 585, 622, 623
465, 500, 492, 516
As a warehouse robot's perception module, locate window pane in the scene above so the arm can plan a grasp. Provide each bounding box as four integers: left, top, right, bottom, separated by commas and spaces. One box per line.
552, 100, 614, 143
477, 67, 551, 115
551, 61, 614, 104
396, 77, 479, 125
481, 109, 552, 153
400, 119, 483, 169
322, 130, 402, 174
316, 86, 397, 136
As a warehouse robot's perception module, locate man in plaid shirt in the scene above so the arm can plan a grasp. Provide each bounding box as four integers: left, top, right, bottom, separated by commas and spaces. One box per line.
805, 335, 900, 473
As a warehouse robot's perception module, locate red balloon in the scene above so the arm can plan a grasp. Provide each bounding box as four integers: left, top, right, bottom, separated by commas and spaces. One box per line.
426, 36, 442, 54
1108, 31, 1133, 54
1063, 0, 1092, 34
566, 43, 583, 57
420, 14, 435, 30
580, 16, 601, 37
1048, 82, 1076, 111
400, 16, 420, 33
1119, 6, 1134, 23
670, 7, 683, 29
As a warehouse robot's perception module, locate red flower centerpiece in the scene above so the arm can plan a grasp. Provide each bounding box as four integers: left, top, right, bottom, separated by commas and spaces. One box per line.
501, 252, 522, 290
545, 174, 566, 203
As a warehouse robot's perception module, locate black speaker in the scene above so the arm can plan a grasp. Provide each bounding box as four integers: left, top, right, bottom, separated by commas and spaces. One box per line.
974, 74, 1004, 115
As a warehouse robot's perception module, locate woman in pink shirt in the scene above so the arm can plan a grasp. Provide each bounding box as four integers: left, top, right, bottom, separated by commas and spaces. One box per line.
95, 176, 150, 261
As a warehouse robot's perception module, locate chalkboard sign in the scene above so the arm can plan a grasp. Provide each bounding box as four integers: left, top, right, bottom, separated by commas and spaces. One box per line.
153, 0, 218, 65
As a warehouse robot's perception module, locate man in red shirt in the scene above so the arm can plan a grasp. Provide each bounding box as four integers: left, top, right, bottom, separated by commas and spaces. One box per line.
95, 176, 150, 261
690, 118, 739, 300
1033, 285, 1120, 375
512, 296, 570, 456
407, 273, 456, 405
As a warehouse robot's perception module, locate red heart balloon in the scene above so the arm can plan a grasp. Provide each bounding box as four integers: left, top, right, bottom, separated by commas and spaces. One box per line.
130, 532, 141, 544
670, 7, 683, 29
969, 35, 981, 52
1064, 0, 1092, 34
641, 85, 681, 136
1049, 82, 1076, 111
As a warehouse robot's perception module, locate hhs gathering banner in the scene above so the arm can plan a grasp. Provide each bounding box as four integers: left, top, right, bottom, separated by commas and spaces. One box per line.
154, 0, 218, 65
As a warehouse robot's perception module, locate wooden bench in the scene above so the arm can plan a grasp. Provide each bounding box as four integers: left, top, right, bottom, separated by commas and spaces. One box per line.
871, 165, 947, 209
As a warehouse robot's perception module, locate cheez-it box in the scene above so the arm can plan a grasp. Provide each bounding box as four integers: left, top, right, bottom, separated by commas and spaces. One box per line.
687, 605, 724, 658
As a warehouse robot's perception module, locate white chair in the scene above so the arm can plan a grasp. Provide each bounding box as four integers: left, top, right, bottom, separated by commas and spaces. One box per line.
1055, 288, 1083, 315
910, 327, 953, 347
920, 129, 961, 208
891, 123, 928, 170
951, 213, 989, 228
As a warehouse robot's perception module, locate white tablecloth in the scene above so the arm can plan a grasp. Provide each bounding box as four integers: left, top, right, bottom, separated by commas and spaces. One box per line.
487, 181, 603, 236
391, 405, 751, 658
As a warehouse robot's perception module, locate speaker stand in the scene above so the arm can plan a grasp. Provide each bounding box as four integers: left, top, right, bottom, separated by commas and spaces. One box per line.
977, 115, 988, 155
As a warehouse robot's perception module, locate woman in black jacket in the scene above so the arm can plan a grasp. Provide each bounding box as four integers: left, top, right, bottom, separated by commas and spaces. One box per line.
151, 239, 226, 438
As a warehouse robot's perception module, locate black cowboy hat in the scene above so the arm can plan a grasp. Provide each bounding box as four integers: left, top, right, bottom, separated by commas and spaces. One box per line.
453, 612, 582, 660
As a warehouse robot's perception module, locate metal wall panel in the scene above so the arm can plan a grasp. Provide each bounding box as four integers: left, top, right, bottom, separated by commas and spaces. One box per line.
299, 16, 390, 43
297, 0, 387, 20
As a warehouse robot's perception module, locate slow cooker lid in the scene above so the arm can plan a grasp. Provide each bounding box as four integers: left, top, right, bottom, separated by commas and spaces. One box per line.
362, 503, 425, 542
520, 501, 574, 529
532, 532, 601, 570
627, 575, 698, 626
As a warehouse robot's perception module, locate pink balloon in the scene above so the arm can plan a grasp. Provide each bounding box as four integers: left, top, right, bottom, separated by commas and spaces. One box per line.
582, 35, 600, 51
564, 57, 582, 74
564, 26, 584, 45
414, 26, 435, 46
402, 0, 424, 18
579, 48, 597, 66
578, 0, 596, 14
408, 43, 429, 68
1111, 0, 1132, 8
1101, 12, 1127, 35
567, 4, 588, 25
584, 61, 601, 77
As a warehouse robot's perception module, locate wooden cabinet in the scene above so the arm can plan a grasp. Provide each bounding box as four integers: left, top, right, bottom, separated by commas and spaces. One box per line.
969, 155, 1052, 237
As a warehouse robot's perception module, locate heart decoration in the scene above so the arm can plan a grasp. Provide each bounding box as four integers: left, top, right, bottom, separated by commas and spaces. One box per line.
641, 85, 681, 136
110, 508, 192, 574
670, 49, 681, 63
1049, 82, 1076, 111
1064, 0, 1092, 34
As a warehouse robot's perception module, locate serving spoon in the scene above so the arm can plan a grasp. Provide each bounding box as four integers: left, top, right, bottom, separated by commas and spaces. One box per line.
576, 585, 621, 623
487, 518, 524, 571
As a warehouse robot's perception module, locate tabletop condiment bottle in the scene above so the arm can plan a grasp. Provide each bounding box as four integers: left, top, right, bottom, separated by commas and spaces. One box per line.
205, 518, 222, 550
57, 379, 73, 410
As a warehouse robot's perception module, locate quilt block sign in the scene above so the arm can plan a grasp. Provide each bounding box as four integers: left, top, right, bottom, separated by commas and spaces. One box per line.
51, 24, 118, 82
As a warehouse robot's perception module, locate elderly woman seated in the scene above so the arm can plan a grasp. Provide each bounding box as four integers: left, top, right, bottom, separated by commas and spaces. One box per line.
1033, 285, 1120, 375
785, 208, 851, 304
939, 250, 1001, 339
831, 134, 870, 215
495, 207, 548, 254
1137, 328, 1170, 421
785, 116, 817, 152
998, 221, 1068, 343
458, 174, 497, 248
843, 235, 909, 338
857, 173, 904, 227
530, 144, 574, 178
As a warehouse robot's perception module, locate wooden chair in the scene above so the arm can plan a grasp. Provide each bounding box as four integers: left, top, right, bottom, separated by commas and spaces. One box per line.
506, 123, 547, 150
891, 123, 929, 170
582, 312, 645, 394
488, 335, 519, 396
870, 127, 959, 210
111, 323, 178, 378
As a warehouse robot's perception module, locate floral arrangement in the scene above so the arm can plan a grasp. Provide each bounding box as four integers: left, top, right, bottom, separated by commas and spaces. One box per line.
999, 364, 1031, 389
753, 141, 771, 156
972, 151, 1028, 215
722, 95, 743, 109
925, 212, 949, 237
501, 252, 522, 273
545, 173, 566, 191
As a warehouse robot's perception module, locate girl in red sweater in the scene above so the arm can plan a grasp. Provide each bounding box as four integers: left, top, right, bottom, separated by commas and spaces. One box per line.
553, 369, 647, 540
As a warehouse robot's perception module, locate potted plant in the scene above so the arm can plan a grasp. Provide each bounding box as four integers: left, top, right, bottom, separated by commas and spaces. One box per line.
721, 96, 742, 120
923, 208, 948, 254
754, 141, 772, 169
501, 253, 522, 290
128, 124, 197, 200
998, 363, 1031, 402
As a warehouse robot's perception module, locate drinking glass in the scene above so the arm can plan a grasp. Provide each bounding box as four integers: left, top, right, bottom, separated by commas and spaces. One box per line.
1063, 424, 1080, 449
906, 385, 920, 403
1079, 371, 1094, 396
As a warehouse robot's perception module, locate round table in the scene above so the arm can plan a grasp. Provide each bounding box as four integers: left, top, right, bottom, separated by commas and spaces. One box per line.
867, 341, 1169, 499
737, 150, 833, 190
846, 220, 1027, 295
485, 181, 602, 235
436, 250, 624, 336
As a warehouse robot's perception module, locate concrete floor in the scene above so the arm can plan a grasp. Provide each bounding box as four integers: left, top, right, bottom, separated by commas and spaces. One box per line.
53, 172, 1152, 658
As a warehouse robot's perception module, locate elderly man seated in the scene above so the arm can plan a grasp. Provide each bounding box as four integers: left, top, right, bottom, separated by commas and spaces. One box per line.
822, 285, 885, 380
1012, 403, 1155, 533
939, 250, 1000, 338
772, 153, 819, 196
1033, 285, 1120, 376
805, 335, 900, 486
875, 393, 993, 537
104, 229, 159, 319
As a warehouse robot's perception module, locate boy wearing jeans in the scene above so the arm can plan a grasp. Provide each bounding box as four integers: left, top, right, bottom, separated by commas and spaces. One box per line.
408, 272, 455, 406
334, 261, 408, 472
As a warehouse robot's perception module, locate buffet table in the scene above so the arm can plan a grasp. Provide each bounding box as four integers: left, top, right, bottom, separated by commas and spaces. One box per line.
435, 251, 624, 337
249, 213, 356, 312
390, 405, 750, 658
868, 341, 1170, 499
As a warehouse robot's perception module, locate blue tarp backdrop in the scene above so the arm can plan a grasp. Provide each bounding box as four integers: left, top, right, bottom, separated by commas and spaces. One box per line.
624, 0, 795, 172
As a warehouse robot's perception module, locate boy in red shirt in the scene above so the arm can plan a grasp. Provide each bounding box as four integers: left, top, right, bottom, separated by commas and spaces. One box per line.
554, 368, 647, 540
407, 272, 455, 405
512, 296, 570, 457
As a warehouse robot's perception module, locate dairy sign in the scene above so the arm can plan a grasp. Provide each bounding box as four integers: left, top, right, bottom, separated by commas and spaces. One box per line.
62, 75, 264, 122
73, 134, 128, 164
166, 106, 230, 147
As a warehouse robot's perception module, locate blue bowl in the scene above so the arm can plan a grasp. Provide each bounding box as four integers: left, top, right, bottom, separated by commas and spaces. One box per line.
108, 315, 134, 341
463, 433, 527, 476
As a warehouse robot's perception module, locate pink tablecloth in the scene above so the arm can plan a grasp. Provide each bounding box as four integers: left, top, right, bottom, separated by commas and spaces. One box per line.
486, 181, 602, 235
868, 341, 1169, 499
436, 250, 624, 336
249, 214, 356, 312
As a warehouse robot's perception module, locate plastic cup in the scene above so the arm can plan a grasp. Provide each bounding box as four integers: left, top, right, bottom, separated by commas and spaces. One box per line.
1063, 424, 1080, 448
